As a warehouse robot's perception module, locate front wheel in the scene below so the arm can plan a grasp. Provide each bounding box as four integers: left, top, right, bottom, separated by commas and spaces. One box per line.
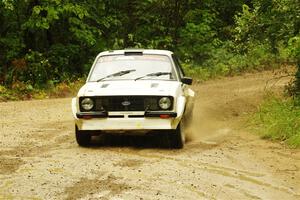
168, 123, 185, 149
75, 125, 91, 147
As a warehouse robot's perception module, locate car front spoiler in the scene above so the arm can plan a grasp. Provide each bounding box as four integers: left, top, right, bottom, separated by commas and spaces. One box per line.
144, 111, 177, 118
76, 111, 177, 119
76, 111, 108, 119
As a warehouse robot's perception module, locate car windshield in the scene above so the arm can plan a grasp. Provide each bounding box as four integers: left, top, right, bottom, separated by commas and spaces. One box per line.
88, 54, 176, 82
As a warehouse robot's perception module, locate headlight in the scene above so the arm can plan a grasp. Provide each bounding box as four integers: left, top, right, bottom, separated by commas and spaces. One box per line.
81, 98, 94, 111
158, 97, 172, 110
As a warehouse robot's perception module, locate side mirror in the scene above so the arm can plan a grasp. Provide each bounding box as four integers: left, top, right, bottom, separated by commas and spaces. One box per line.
181, 77, 193, 85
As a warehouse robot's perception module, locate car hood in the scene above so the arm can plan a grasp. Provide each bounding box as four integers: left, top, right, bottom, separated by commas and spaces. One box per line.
78, 80, 181, 97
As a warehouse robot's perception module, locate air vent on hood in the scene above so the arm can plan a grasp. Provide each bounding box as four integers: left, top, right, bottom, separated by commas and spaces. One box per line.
151, 83, 159, 88
101, 83, 109, 88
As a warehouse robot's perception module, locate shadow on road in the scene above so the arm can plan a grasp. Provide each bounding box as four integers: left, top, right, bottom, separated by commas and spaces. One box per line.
89, 134, 174, 149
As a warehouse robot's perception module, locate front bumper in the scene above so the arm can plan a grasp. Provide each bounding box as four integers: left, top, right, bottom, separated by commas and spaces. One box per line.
74, 111, 180, 131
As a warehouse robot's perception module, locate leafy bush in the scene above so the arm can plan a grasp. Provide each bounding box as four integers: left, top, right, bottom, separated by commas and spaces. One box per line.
287, 36, 300, 95
182, 40, 281, 81
25, 51, 52, 88
178, 9, 218, 63
0, 77, 85, 101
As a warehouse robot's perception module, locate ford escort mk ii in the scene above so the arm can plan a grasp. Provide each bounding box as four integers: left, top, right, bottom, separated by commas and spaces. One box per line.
72, 49, 195, 148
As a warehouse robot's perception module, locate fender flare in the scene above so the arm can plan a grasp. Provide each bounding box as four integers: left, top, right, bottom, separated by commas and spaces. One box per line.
71, 98, 78, 119
172, 96, 186, 128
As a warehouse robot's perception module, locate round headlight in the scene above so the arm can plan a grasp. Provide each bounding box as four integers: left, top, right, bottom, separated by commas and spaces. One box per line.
81, 98, 94, 111
158, 97, 171, 110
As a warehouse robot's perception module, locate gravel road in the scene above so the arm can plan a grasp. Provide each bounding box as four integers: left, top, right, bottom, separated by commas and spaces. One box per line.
1, 70, 300, 200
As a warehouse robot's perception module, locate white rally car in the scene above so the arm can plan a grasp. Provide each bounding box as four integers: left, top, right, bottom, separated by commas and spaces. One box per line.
72, 49, 195, 148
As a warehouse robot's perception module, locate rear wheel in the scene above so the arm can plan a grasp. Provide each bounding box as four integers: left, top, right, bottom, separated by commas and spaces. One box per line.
169, 123, 185, 149
75, 125, 91, 147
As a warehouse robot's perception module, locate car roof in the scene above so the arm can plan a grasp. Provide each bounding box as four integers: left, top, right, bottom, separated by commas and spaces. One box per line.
97, 49, 173, 57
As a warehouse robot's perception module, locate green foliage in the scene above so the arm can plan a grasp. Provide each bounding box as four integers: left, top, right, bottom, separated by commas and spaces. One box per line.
234, 1, 299, 55
4, 51, 51, 88
287, 36, 300, 95
183, 40, 281, 81
253, 97, 300, 148
0, 0, 299, 91
288, 35, 300, 95
288, 36, 300, 60
179, 9, 218, 63
25, 51, 52, 87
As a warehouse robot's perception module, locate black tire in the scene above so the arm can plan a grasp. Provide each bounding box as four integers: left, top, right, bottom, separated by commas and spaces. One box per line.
75, 125, 91, 147
168, 123, 185, 149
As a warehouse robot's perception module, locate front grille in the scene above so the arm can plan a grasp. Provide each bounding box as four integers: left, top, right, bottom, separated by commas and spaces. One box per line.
103, 96, 145, 111
79, 96, 173, 112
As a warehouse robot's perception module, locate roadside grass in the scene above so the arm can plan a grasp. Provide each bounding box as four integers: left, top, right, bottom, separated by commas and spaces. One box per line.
0, 78, 85, 101
182, 59, 283, 82
252, 96, 300, 148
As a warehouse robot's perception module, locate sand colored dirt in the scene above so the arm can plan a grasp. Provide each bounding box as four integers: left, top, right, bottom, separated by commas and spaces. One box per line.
0, 69, 300, 199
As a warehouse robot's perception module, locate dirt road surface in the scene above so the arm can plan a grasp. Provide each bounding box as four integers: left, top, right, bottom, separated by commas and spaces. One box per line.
1, 70, 300, 200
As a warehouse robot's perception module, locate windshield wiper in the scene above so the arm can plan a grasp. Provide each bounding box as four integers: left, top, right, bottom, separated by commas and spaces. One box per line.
96, 69, 136, 82
135, 72, 172, 81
